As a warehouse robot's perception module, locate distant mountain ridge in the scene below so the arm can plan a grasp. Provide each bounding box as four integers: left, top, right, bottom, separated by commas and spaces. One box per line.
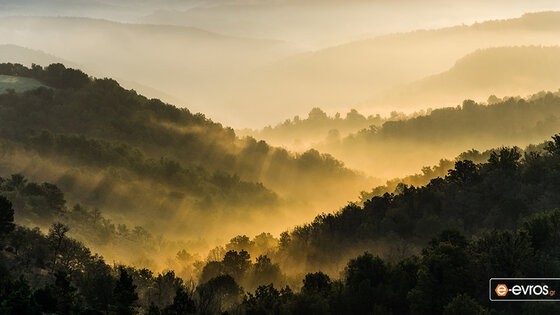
377, 45, 560, 109
223, 11, 560, 125
0, 44, 66, 66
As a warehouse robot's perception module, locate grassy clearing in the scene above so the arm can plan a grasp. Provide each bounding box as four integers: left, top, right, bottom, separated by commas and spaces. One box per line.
0, 75, 45, 93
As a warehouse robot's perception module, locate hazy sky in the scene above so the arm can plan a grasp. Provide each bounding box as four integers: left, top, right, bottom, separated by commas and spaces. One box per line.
3, 0, 560, 46
1, 0, 560, 128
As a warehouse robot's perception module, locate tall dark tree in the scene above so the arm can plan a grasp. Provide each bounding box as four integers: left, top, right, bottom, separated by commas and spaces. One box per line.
487, 147, 521, 172
242, 284, 281, 315
47, 222, 70, 267
113, 267, 139, 315
343, 252, 390, 315
162, 287, 196, 315
52, 270, 80, 314
0, 195, 14, 236
198, 275, 242, 315
222, 250, 251, 281
545, 134, 560, 155
34, 271, 80, 314
0, 276, 37, 315
446, 160, 479, 186
301, 272, 331, 296
408, 230, 474, 315
249, 255, 282, 289
442, 294, 487, 315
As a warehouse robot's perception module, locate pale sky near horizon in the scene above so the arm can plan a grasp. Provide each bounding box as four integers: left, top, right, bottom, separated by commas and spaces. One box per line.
1, 0, 560, 128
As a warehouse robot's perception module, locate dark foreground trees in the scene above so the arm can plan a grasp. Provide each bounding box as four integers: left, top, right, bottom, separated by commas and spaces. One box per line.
3, 129, 560, 314
277, 135, 560, 273
5, 174, 560, 314
239, 213, 560, 315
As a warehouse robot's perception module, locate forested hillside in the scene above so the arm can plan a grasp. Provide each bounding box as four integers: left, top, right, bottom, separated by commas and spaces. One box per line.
3, 62, 560, 315
320, 92, 560, 177
242, 88, 560, 180
0, 63, 372, 264
3, 135, 560, 314
276, 138, 560, 273
237, 107, 392, 150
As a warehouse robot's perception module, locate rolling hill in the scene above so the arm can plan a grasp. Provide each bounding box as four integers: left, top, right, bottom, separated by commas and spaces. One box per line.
377, 46, 560, 110
0, 44, 66, 67
0, 44, 185, 105
318, 92, 560, 178
237, 107, 390, 151
0, 63, 373, 243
